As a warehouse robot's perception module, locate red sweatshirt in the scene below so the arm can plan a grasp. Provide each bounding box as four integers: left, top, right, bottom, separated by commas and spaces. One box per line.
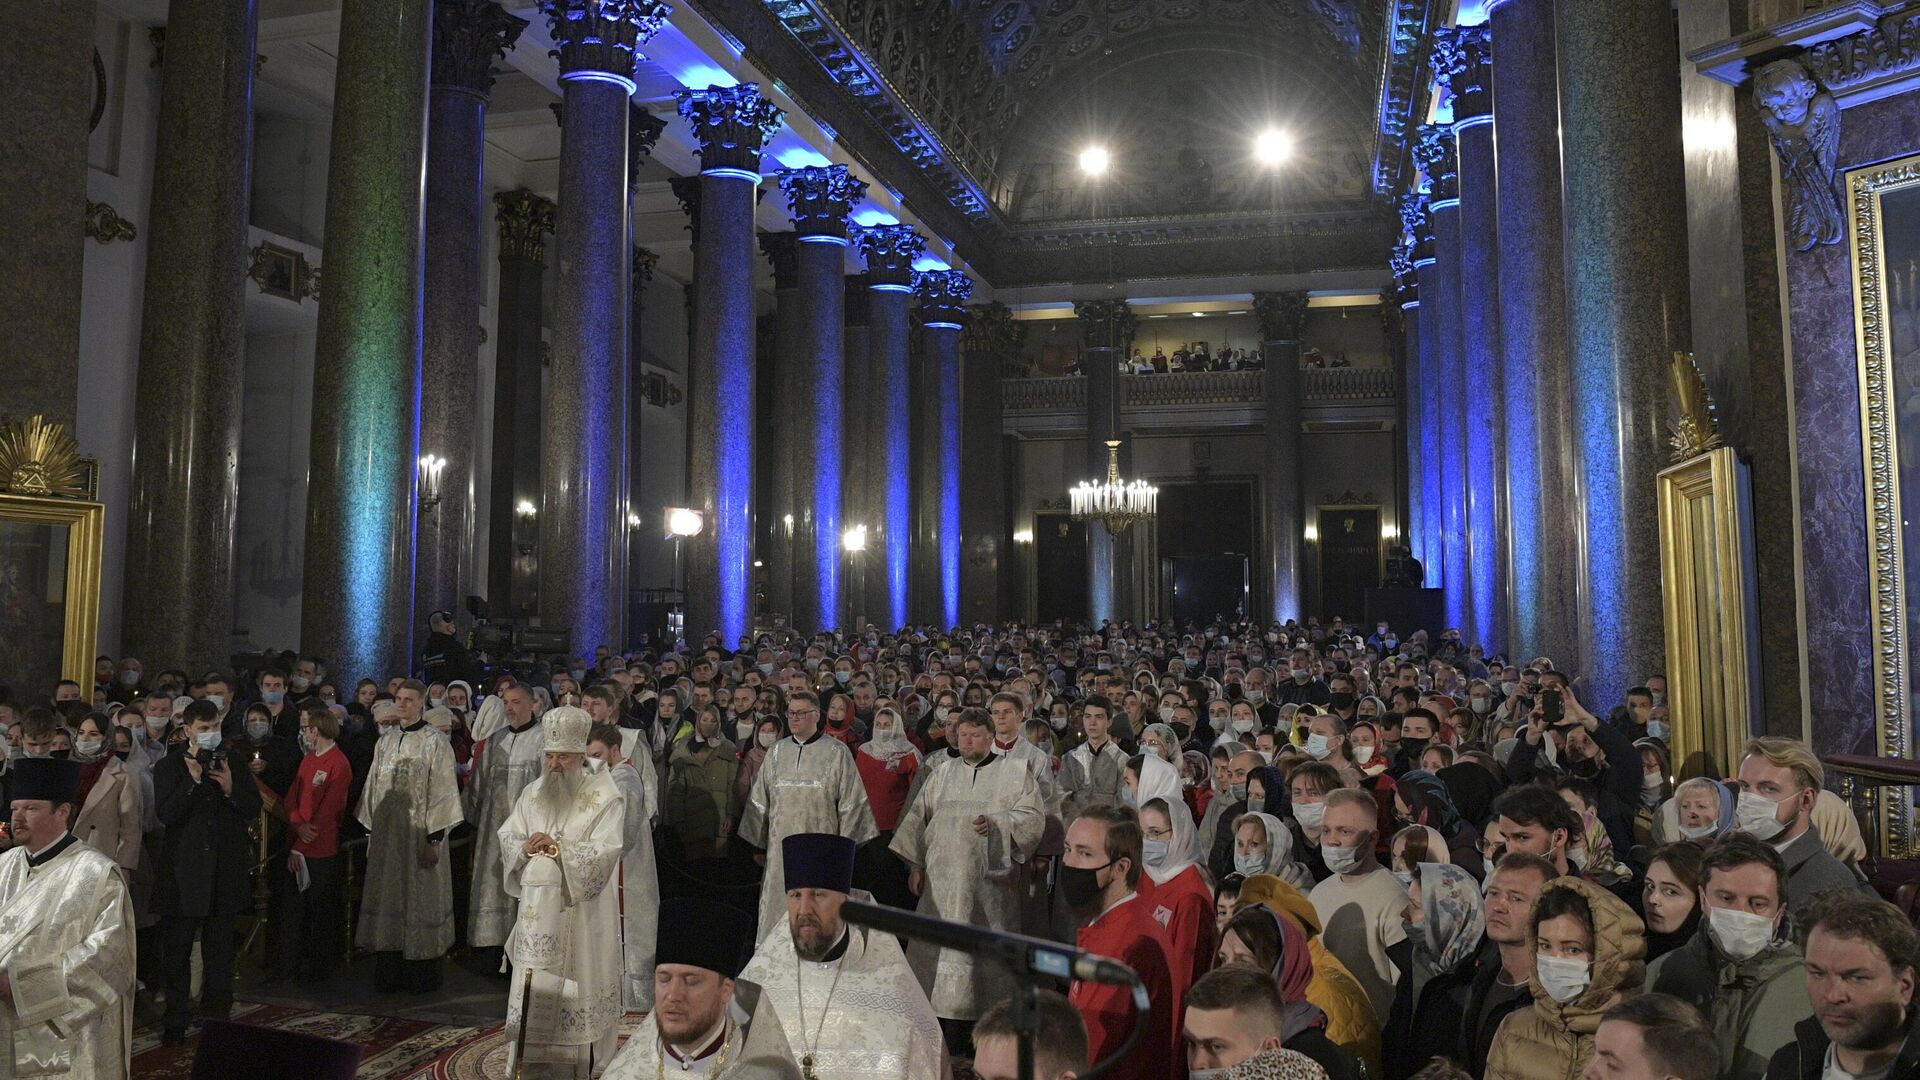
1141, 863, 1218, 1025
1070, 892, 1185, 1080
287, 745, 352, 858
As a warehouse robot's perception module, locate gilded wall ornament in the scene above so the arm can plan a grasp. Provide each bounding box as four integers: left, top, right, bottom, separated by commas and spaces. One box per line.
1667, 351, 1724, 462
0, 415, 91, 499
1755, 59, 1842, 252
247, 242, 319, 303
84, 201, 136, 245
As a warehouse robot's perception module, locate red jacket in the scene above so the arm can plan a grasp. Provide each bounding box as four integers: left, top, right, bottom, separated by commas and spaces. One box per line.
287, 745, 352, 858
1070, 892, 1185, 1080
854, 749, 919, 832
1141, 864, 1218, 1024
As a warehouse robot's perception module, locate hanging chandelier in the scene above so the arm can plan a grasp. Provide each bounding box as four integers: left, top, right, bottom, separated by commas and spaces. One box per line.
1070, 440, 1158, 533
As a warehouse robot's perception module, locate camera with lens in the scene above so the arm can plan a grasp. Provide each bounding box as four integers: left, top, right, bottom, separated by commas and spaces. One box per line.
195, 746, 227, 772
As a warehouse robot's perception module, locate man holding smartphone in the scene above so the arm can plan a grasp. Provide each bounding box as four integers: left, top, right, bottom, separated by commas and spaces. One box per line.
1503, 673, 1644, 864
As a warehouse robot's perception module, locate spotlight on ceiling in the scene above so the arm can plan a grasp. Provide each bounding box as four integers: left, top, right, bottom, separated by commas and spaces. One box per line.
1254, 128, 1293, 165
1079, 146, 1110, 177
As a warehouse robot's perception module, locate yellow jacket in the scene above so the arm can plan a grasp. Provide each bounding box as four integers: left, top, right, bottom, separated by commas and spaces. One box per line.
1237, 874, 1384, 1078
1484, 877, 1646, 1080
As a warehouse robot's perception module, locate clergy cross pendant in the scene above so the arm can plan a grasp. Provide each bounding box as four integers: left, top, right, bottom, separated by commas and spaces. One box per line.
802, 1055, 816, 1080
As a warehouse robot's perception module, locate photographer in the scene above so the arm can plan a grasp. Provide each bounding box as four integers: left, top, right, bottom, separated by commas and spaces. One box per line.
1504, 674, 1641, 866
152, 699, 262, 1044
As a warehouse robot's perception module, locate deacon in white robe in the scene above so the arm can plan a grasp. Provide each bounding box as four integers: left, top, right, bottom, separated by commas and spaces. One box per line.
986, 694, 1065, 937
739, 694, 876, 942
586, 723, 660, 1010
467, 685, 546, 950
740, 833, 949, 1080
0, 759, 135, 1079
355, 684, 464, 985
499, 707, 628, 1079
602, 897, 801, 1080
890, 714, 1045, 1023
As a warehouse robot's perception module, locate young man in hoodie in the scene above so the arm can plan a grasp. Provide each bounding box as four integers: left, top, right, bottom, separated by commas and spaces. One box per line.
1644, 835, 1812, 1080
1766, 890, 1920, 1080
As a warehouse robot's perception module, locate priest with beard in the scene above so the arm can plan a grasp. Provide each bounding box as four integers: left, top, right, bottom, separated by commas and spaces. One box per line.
740, 833, 949, 1080
0, 758, 135, 1078
603, 898, 801, 1079
498, 706, 628, 1077
890, 709, 1045, 1055
467, 683, 545, 969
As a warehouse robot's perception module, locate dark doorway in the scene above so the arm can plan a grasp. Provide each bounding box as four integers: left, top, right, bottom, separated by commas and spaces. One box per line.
1164, 556, 1249, 626
1317, 506, 1381, 623
1035, 513, 1089, 622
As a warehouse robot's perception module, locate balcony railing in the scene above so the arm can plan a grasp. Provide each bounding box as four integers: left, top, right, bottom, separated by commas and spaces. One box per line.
1002, 367, 1395, 412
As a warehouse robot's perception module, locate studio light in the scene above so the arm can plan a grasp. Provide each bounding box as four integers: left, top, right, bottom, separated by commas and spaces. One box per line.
1254, 128, 1293, 165
1079, 146, 1110, 177
666, 507, 704, 537
842, 524, 868, 552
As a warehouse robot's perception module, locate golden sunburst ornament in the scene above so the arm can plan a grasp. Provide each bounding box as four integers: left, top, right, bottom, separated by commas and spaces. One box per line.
0, 415, 91, 498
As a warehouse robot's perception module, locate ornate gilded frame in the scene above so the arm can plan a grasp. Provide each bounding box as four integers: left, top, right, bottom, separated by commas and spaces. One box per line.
1656, 447, 1757, 783
1847, 152, 1920, 855
0, 492, 105, 688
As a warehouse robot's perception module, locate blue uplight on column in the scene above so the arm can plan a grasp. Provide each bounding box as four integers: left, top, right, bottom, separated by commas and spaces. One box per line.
915, 267, 974, 630
856, 223, 925, 631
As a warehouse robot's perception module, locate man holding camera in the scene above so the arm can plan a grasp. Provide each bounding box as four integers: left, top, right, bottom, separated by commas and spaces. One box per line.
152, 699, 261, 1044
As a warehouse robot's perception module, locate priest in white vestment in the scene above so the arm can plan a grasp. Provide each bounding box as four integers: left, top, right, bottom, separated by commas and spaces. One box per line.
739, 691, 876, 942
0, 758, 135, 1079
602, 898, 801, 1080
585, 721, 659, 1010
740, 833, 949, 1080
985, 693, 1064, 938
890, 710, 1045, 1035
356, 681, 464, 991
499, 707, 628, 1078
467, 684, 546, 954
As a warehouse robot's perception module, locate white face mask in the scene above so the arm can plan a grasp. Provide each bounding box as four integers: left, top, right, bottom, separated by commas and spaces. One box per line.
1735, 790, 1791, 841
1321, 840, 1364, 875
206, 694, 226, 712
1234, 850, 1267, 876
1232, 718, 1256, 734
1158, 705, 1176, 723
1641, 771, 1664, 790
1142, 838, 1169, 866
1304, 733, 1332, 760
1353, 744, 1376, 764
1536, 954, 1591, 1003
1293, 801, 1325, 830
1678, 819, 1718, 840
757, 732, 777, 749
1708, 905, 1778, 962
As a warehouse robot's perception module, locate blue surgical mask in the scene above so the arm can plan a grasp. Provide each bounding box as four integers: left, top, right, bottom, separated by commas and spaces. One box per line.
1142, 838, 1169, 865
195, 730, 222, 751
1647, 721, 1670, 740
262, 690, 285, 706
1234, 850, 1266, 876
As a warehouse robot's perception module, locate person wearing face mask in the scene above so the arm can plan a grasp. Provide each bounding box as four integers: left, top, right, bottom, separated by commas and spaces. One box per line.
1060, 805, 1181, 1080
1383, 862, 1487, 1080
70, 712, 144, 884
1735, 737, 1870, 917
1637, 836, 1810, 1080
277, 702, 354, 984
1307, 789, 1409, 1026
665, 705, 741, 881
1205, 751, 1269, 879
1508, 679, 1644, 865
421, 609, 482, 688
851, 707, 922, 912
239, 703, 301, 804
1232, 811, 1314, 890
1484, 877, 1646, 1080
152, 700, 262, 1043
734, 716, 784, 818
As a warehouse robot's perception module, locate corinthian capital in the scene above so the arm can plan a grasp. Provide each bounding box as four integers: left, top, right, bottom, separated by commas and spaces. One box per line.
538, 0, 669, 83
758, 231, 800, 291
432, 0, 527, 97
1430, 24, 1492, 126
913, 270, 974, 328
1074, 299, 1136, 352
1412, 123, 1458, 203
495, 189, 556, 265
777, 165, 867, 241
675, 83, 785, 178
1252, 292, 1310, 343
1398, 190, 1434, 263
962, 302, 1024, 358
854, 224, 924, 289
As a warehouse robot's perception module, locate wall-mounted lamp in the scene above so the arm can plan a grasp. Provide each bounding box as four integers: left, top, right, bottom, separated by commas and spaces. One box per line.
418, 455, 446, 510
1381, 523, 1399, 541
1304, 522, 1319, 544
667, 507, 704, 537
1012, 529, 1034, 545
842, 524, 868, 553
627, 512, 643, 529
515, 499, 537, 518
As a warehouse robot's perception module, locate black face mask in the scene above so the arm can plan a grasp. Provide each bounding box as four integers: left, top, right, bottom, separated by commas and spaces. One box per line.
1059, 860, 1112, 911
1401, 737, 1429, 759
1329, 692, 1355, 710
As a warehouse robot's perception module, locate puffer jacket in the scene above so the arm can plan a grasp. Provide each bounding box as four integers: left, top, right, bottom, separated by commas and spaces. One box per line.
663, 736, 740, 859
1238, 874, 1384, 1079
1484, 877, 1646, 1080
1646, 925, 1812, 1080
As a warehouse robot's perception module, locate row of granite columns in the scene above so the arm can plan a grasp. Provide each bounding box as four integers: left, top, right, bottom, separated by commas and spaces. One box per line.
114, 0, 1006, 682
1390, 0, 1688, 708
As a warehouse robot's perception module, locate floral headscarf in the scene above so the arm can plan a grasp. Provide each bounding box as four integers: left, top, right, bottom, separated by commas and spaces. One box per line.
1183, 749, 1212, 791
1414, 861, 1486, 977
1241, 812, 1315, 891
1396, 768, 1464, 837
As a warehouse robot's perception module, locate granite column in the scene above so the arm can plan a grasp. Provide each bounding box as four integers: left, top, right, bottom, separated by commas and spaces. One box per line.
1391, 244, 1423, 571
123, 0, 256, 670
1074, 300, 1134, 626
679, 84, 784, 646
855, 225, 924, 630
300, 0, 432, 685
842, 275, 872, 628
486, 191, 552, 619
1488, 0, 1578, 665
1401, 193, 1444, 586
961, 303, 1019, 627
1414, 123, 1468, 628
1557, 0, 1690, 706
1255, 292, 1309, 623
758, 231, 800, 624
915, 272, 972, 630
418, 0, 523, 631
624, 107, 665, 616
1437, 25, 1503, 650
777, 165, 865, 634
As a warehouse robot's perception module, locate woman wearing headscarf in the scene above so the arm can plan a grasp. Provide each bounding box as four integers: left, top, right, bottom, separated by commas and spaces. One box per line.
1232, 811, 1316, 891
1394, 768, 1483, 881
854, 706, 920, 910
1632, 737, 1673, 848
1139, 721, 1181, 764
1639, 842, 1703, 962
1136, 754, 1217, 1021
1233, 874, 1383, 1078
1217, 904, 1363, 1080
1384, 862, 1488, 1080
467, 692, 508, 746
1659, 775, 1736, 845
1183, 749, 1215, 824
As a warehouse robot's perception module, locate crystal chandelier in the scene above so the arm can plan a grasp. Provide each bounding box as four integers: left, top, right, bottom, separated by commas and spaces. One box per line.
1070, 440, 1158, 533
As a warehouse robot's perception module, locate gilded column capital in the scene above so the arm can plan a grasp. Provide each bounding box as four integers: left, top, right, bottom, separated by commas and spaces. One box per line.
538, 0, 669, 82
495, 188, 556, 265
1431, 24, 1492, 128
674, 83, 785, 178
431, 0, 527, 98
1074, 299, 1136, 352
759, 231, 800, 291
1252, 292, 1310, 344
631, 107, 666, 178
913, 270, 974, 329
1413, 122, 1458, 204
777, 164, 867, 241
854, 224, 925, 290
962, 301, 1023, 358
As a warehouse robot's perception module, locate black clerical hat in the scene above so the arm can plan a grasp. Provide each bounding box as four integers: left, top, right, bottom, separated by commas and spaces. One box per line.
781, 832, 856, 894
8, 758, 79, 806
657, 898, 755, 978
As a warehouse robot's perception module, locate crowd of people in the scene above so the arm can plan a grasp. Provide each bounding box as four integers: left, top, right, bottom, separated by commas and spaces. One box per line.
3, 616, 1919, 1080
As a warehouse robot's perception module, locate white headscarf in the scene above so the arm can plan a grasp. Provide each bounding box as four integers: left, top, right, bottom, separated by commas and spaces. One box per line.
1138, 753, 1201, 883
1243, 811, 1314, 890
859, 707, 920, 767
470, 693, 507, 744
